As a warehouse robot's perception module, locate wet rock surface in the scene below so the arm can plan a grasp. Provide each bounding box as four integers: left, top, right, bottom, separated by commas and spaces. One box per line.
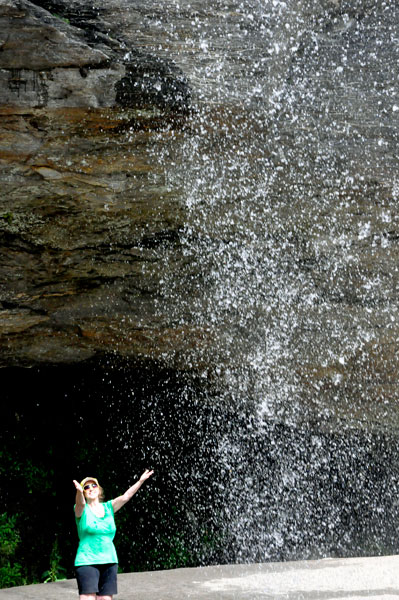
1, 0, 399, 427
1, 557, 399, 599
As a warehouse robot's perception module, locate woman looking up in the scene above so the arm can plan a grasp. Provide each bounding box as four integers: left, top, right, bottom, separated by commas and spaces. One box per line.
72, 470, 154, 600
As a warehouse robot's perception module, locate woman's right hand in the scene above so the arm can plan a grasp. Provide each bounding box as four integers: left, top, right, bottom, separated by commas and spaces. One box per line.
73, 480, 83, 493
73, 480, 86, 517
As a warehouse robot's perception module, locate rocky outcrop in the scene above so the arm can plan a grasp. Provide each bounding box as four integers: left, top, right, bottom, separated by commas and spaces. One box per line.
0, 0, 193, 367
1, 0, 119, 108
0, 103, 192, 366
1, 0, 399, 434
0, 0, 190, 110
0, 0, 108, 70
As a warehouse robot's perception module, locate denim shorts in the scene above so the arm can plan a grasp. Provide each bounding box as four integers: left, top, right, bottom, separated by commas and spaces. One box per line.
75, 563, 118, 596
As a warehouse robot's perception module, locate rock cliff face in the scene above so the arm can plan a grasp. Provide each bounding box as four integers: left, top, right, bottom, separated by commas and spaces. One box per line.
0, 0, 192, 369
1, 0, 399, 434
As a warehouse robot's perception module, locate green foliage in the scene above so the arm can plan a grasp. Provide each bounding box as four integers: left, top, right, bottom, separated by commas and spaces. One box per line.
0, 513, 25, 589
0, 514, 19, 558
0, 213, 13, 225
52, 13, 70, 24
0, 451, 59, 586
0, 562, 25, 589
42, 539, 67, 583
0, 451, 54, 496
23, 461, 54, 496
148, 532, 191, 570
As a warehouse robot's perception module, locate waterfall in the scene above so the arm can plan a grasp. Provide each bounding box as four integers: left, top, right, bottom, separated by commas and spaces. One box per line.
1, 0, 399, 584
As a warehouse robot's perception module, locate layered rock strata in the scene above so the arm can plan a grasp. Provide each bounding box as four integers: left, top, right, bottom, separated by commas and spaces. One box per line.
1, 0, 399, 435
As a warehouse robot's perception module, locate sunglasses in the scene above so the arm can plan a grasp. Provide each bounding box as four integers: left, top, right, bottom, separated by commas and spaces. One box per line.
83, 483, 98, 490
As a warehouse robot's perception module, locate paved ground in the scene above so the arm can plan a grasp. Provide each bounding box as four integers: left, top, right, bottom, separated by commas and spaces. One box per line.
1, 555, 399, 599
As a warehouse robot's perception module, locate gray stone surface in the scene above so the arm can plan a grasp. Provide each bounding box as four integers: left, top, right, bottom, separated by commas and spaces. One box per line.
0, 0, 190, 110
1, 556, 399, 599
0, 66, 125, 108
0, 0, 108, 70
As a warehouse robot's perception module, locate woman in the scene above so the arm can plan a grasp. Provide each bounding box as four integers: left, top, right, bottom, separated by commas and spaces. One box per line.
72, 469, 154, 600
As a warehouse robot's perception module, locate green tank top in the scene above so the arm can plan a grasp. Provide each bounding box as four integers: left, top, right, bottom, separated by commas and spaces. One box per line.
74, 500, 118, 566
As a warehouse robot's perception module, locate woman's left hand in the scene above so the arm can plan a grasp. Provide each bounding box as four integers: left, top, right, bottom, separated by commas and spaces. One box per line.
139, 469, 154, 482
112, 470, 155, 512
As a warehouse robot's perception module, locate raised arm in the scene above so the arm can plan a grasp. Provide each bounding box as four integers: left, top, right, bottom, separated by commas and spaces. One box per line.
111, 470, 154, 513
73, 480, 86, 517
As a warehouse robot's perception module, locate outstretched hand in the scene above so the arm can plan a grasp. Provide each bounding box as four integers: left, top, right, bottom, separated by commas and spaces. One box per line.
73, 479, 83, 493
110, 470, 154, 513
139, 469, 154, 482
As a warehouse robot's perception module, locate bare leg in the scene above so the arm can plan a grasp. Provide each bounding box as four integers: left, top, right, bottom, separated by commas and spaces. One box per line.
97, 597, 112, 600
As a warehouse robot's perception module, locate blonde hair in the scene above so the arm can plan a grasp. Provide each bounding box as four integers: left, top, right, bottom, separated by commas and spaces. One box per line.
98, 486, 105, 502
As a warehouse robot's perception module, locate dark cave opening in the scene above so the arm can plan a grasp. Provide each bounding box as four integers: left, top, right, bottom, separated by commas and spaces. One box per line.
1, 357, 231, 581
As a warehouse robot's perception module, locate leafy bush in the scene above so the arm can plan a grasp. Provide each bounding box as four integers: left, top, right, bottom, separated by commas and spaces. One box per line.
0, 562, 25, 589
0, 513, 25, 588
148, 533, 191, 570
42, 539, 67, 583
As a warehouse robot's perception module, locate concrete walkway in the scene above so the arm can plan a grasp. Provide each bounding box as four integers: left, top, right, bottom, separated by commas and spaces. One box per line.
1, 555, 399, 599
